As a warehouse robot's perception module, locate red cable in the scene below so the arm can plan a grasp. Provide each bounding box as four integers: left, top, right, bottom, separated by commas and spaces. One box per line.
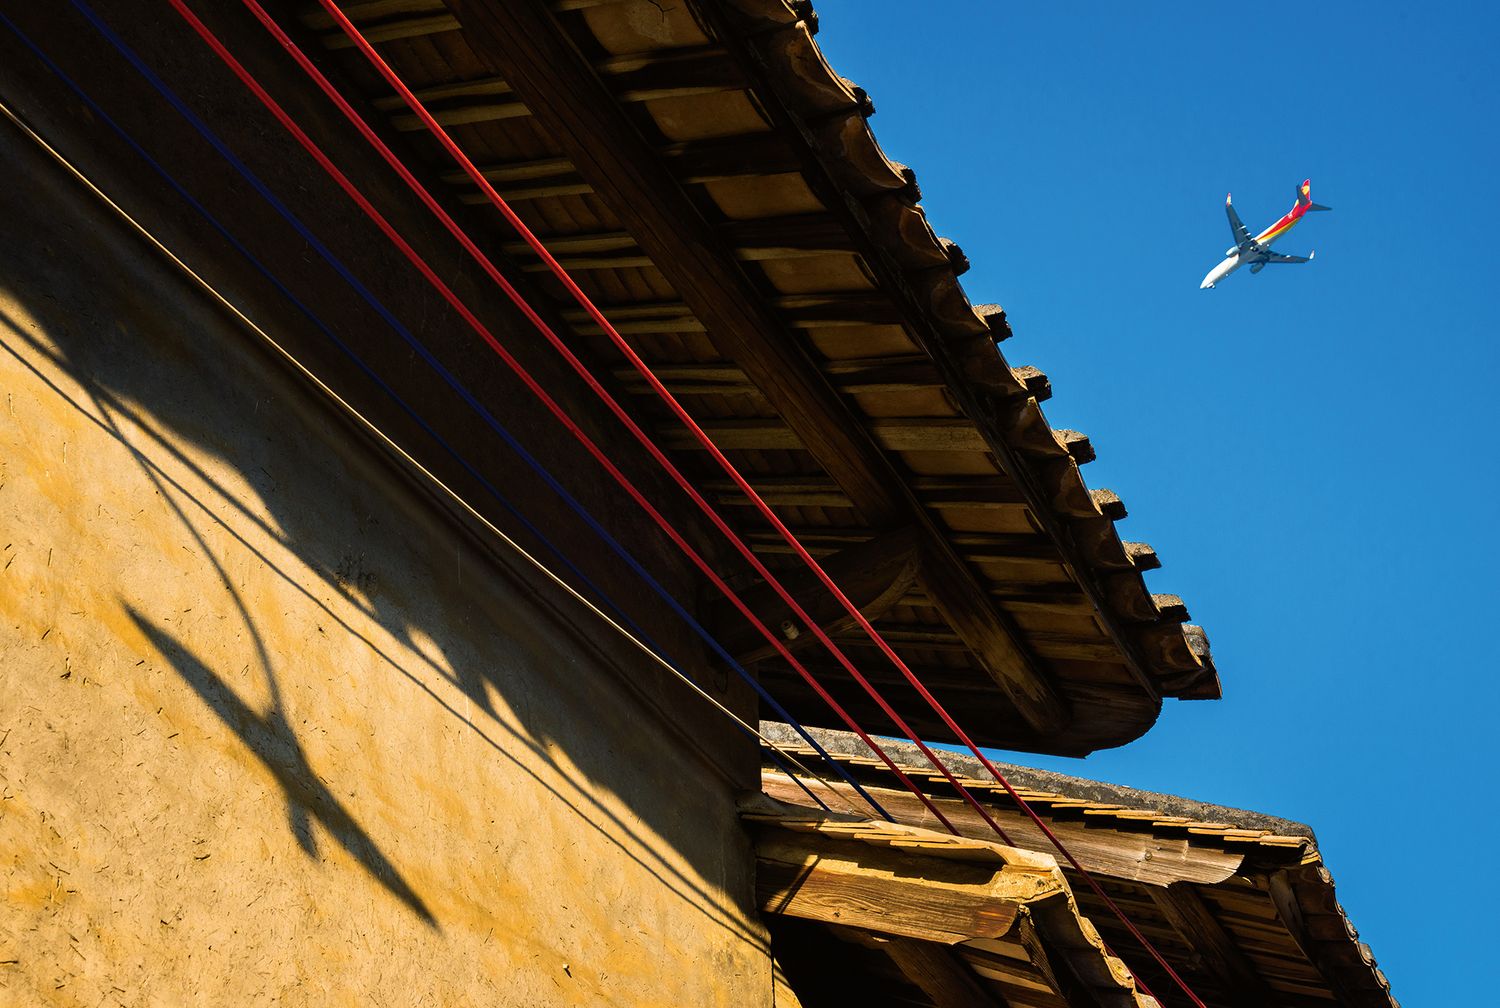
182, 3, 1204, 1002
164, 0, 973, 835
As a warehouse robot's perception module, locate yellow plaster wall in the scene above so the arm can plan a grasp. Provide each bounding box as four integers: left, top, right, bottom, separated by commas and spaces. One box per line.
0, 125, 768, 1007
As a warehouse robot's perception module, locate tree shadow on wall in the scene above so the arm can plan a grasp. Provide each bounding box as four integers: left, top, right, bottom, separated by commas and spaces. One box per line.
0, 75, 763, 949
123, 604, 436, 926
0, 303, 761, 945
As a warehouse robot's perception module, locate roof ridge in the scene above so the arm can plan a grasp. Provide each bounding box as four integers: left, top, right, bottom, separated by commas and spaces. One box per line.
760, 721, 1317, 842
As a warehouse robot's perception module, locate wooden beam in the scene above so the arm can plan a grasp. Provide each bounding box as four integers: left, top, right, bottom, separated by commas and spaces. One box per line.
824, 477, 1035, 510
517, 253, 656, 271
957, 945, 1062, 1004
610, 356, 951, 396
738, 528, 1061, 567
973, 582, 1090, 605
1265, 870, 1315, 960
392, 98, 531, 131
596, 45, 748, 102
1147, 883, 1274, 1008
457, 180, 593, 202
301, 0, 446, 31
563, 292, 904, 332
826, 628, 1127, 665
1008, 915, 1072, 1006
439, 133, 804, 204
754, 551, 1056, 577
445, 0, 1069, 736
303, 3, 461, 48
320, 15, 460, 49
754, 830, 1028, 945
439, 156, 596, 203
503, 216, 857, 270
697, 474, 1030, 511
655, 418, 993, 453
772, 292, 904, 327
661, 132, 804, 182
372, 45, 744, 126
705, 525, 921, 664
720, 214, 858, 258
371, 74, 513, 110
702, 475, 853, 507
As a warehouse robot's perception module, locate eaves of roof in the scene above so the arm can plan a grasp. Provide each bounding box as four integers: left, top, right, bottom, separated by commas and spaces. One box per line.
287, 0, 1221, 754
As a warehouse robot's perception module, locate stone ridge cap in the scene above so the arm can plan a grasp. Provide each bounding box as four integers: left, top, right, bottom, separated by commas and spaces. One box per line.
761, 721, 1317, 842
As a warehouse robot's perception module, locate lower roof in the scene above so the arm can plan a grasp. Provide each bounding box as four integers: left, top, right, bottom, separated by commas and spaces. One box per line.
759, 723, 1397, 1008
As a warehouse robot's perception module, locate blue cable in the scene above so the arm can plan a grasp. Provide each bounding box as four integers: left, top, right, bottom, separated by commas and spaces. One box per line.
5, 2, 889, 818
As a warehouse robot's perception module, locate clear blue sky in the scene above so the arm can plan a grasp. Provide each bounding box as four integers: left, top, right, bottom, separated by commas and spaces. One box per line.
813, 1, 1498, 1000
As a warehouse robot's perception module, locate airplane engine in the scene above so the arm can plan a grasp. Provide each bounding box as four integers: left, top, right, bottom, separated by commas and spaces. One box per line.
1225, 246, 1238, 257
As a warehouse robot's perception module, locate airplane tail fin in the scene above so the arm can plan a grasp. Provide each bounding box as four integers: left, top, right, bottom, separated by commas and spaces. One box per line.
1297, 178, 1332, 211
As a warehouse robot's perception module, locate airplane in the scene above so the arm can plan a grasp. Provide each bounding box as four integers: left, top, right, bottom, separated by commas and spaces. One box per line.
1200, 179, 1330, 288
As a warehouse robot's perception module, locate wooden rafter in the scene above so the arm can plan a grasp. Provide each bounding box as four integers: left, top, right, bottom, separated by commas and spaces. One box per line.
611, 358, 950, 396
696, 474, 1031, 511
435, 132, 806, 205
653, 418, 992, 454
361, 44, 747, 113
499, 215, 860, 270
444, 0, 1069, 736
564, 292, 907, 334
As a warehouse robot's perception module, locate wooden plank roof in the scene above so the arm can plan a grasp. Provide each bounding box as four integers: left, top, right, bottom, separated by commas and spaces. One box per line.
740, 791, 1161, 1008
757, 727, 1398, 1008
283, 0, 1221, 754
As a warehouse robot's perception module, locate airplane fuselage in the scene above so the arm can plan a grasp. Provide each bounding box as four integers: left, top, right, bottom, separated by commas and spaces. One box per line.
1201, 252, 1245, 289
1202, 219, 1295, 288
1200, 180, 1326, 288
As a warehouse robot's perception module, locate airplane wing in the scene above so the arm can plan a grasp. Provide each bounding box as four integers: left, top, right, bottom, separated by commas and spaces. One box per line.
1262, 251, 1314, 264
1225, 195, 1257, 251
